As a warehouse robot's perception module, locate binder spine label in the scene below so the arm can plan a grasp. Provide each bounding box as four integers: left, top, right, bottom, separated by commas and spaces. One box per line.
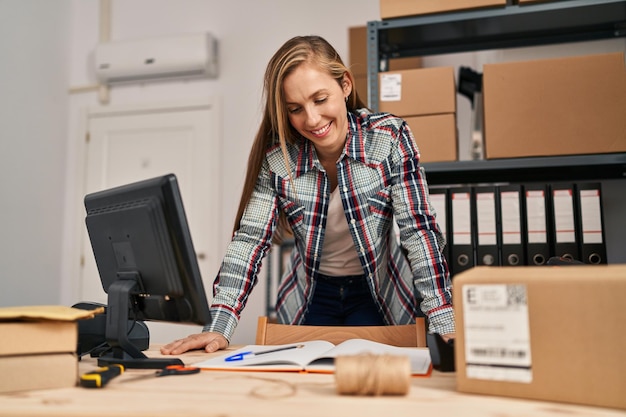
580, 189, 603, 244
553, 189, 576, 243
452, 192, 472, 245
501, 191, 521, 245
430, 193, 447, 236
476, 192, 497, 246
526, 190, 547, 244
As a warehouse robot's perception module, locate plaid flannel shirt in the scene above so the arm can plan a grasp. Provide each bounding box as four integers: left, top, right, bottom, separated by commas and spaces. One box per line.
205, 110, 455, 341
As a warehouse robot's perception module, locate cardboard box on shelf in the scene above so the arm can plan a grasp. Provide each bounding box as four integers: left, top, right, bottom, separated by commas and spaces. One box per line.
349, 25, 422, 77
349, 26, 369, 77
405, 114, 458, 163
380, 0, 506, 19
349, 26, 423, 107
454, 265, 626, 410
354, 75, 369, 104
378, 67, 456, 117
483, 52, 626, 159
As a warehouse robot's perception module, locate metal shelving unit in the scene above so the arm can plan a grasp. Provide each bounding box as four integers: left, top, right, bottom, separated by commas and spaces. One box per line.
366, 0, 626, 184
424, 153, 626, 185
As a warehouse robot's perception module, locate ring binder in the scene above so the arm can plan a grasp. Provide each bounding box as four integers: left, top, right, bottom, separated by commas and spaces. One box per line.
523, 184, 551, 266
549, 183, 580, 262
472, 186, 500, 266
574, 182, 607, 264
449, 187, 475, 276
497, 184, 525, 267
428, 187, 451, 267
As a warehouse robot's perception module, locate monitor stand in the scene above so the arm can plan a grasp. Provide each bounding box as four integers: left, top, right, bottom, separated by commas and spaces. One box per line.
97, 278, 183, 369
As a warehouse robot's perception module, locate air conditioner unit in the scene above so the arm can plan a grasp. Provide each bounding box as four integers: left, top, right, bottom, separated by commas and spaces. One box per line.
95, 33, 218, 84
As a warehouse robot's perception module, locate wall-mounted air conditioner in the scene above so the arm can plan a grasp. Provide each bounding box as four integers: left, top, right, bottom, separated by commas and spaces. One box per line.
95, 33, 218, 84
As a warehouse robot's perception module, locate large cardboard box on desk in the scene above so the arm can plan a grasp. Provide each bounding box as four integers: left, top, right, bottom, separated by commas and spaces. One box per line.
380, 0, 506, 19
483, 52, 626, 159
453, 265, 626, 410
0, 305, 101, 393
0, 321, 79, 393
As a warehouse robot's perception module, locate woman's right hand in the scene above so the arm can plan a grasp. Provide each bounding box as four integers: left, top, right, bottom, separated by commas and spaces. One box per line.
160, 331, 229, 355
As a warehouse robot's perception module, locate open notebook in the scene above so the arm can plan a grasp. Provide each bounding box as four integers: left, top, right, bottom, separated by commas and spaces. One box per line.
193, 339, 432, 375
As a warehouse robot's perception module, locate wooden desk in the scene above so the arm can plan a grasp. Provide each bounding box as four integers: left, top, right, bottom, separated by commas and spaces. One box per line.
0, 346, 623, 417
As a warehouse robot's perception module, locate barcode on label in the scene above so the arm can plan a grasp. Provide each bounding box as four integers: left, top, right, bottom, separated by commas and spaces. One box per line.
471, 348, 527, 359
507, 285, 526, 306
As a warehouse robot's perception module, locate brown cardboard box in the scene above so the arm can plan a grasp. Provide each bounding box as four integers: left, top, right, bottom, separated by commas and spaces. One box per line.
0, 321, 77, 356
405, 114, 458, 162
349, 26, 421, 77
380, 0, 506, 19
454, 265, 626, 410
0, 353, 78, 393
354, 74, 369, 104
379, 67, 456, 117
483, 52, 626, 159
349, 25, 423, 107
349, 26, 369, 77
0, 306, 96, 393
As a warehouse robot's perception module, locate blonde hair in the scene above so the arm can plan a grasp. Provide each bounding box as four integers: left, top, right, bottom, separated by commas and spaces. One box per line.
233, 35, 368, 241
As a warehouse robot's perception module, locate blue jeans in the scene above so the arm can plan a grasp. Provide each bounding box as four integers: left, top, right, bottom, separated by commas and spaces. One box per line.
302, 274, 385, 326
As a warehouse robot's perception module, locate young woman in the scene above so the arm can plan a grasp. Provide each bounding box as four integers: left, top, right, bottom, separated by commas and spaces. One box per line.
161, 35, 454, 355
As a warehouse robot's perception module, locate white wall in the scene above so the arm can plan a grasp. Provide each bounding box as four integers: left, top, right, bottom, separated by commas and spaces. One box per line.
0, 0, 71, 305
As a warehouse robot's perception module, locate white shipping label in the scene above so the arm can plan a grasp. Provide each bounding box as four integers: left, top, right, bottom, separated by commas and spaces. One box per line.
462, 284, 532, 383
380, 73, 402, 102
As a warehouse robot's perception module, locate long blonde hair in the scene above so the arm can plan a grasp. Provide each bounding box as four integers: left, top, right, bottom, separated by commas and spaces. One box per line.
233, 35, 368, 241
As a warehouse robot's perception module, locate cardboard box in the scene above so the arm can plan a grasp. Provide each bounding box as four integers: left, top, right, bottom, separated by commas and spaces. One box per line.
0, 353, 77, 393
380, 0, 506, 19
354, 74, 369, 105
405, 114, 458, 163
379, 67, 456, 117
483, 52, 626, 159
349, 26, 422, 77
454, 265, 626, 410
0, 321, 77, 356
349, 25, 423, 106
349, 26, 368, 77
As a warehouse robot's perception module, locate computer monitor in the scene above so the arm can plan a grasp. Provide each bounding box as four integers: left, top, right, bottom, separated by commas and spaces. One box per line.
84, 173, 212, 369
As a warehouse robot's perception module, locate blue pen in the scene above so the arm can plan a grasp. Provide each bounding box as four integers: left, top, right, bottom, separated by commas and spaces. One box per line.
224, 344, 304, 362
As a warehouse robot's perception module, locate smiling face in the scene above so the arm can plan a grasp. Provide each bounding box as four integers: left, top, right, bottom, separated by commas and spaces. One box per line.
283, 62, 352, 162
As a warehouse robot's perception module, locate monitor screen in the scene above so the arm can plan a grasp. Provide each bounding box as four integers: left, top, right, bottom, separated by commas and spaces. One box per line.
84, 173, 211, 368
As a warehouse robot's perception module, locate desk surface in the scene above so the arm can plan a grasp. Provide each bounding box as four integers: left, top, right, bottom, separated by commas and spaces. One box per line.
1, 346, 624, 417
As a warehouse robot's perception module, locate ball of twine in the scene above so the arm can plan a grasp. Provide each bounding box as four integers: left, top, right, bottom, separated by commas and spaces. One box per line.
334, 353, 411, 396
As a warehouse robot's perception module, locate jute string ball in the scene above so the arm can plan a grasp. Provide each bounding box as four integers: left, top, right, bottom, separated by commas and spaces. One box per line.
334, 353, 411, 396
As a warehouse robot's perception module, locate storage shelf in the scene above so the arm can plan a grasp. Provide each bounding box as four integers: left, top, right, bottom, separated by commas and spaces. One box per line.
423, 153, 626, 185
367, 0, 626, 109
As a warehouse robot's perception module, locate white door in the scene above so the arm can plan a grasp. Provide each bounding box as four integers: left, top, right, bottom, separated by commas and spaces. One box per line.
80, 99, 221, 343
